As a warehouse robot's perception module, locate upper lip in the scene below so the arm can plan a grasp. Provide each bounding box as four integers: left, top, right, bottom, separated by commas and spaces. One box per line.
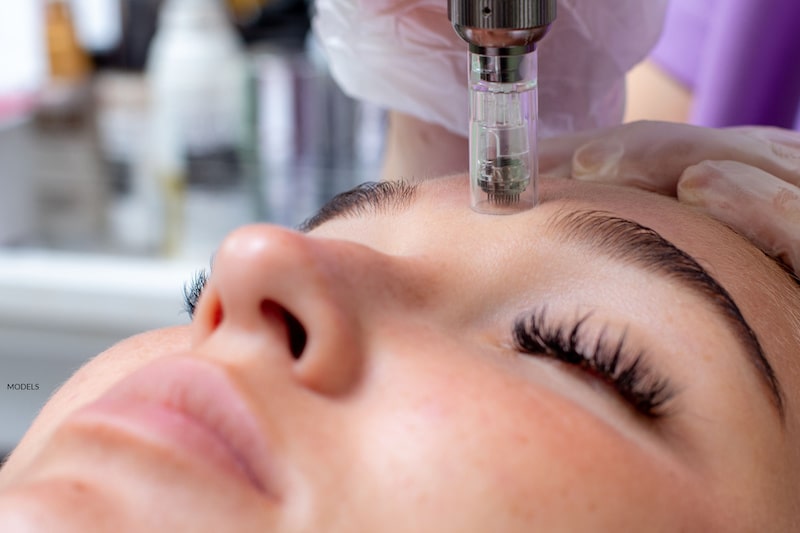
76, 356, 279, 499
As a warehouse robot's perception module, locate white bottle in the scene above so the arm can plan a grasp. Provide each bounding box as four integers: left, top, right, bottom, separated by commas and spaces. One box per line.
145, 0, 250, 257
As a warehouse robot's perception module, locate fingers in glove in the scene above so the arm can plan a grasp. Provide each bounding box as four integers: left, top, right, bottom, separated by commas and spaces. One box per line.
731, 127, 800, 187
538, 129, 599, 178
568, 137, 684, 194
542, 121, 719, 194
678, 160, 800, 276
540, 121, 800, 196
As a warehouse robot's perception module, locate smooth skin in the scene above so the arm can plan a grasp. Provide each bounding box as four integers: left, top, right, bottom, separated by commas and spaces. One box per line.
1, 176, 799, 532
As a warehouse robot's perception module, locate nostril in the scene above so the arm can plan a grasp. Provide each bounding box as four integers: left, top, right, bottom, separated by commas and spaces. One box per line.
259, 301, 308, 359
282, 309, 307, 359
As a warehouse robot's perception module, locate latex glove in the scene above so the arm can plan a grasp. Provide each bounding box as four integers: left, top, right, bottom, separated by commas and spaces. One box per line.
312, 0, 668, 138
678, 160, 799, 275
540, 121, 800, 275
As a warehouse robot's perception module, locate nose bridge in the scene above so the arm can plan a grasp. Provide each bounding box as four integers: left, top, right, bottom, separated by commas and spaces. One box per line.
210, 225, 417, 321
194, 224, 419, 395
214, 224, 433, 314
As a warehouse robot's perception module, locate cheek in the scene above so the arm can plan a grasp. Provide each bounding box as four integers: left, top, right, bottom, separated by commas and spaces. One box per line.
0, 479, 122, 531
354, 347, 712, 530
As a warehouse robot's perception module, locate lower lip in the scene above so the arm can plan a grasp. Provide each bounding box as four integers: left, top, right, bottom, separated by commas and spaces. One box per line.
72, 397, 262, 491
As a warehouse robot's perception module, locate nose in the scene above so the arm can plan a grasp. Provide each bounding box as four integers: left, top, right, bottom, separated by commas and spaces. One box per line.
191, 224, 387, 395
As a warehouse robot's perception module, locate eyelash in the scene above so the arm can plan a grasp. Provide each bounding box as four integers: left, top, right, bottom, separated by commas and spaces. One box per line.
512, 311, 674, 418
183, 268, 209, 317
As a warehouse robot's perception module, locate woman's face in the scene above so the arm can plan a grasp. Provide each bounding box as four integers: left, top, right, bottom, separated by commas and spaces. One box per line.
2, 177, 799, 532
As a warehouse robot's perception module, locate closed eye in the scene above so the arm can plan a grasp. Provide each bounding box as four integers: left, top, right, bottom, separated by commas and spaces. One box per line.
512, 310, 675, 419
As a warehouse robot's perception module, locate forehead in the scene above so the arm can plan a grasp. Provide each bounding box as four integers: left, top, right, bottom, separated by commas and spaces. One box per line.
314, 175, 800, 420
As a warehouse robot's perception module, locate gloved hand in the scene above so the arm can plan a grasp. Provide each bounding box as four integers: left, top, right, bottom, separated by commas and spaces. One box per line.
312, 0, 668, 138
540, 121, 800, 275
678, 160, 799, 276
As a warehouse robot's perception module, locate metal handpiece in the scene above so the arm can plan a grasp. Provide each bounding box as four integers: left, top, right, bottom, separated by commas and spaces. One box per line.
449, 0, 556, 214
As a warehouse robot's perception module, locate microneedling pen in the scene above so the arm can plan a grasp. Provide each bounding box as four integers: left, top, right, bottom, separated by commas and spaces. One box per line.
448, 0, 556, 214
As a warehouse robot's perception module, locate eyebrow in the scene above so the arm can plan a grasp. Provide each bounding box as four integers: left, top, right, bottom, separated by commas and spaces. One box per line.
297, 181, 418, 232
300, 182, 785, 421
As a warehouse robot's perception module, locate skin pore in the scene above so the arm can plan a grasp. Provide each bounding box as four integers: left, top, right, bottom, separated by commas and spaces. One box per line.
0, 176, 799, 532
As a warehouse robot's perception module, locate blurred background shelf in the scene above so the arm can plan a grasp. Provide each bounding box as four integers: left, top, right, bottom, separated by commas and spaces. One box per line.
0, 0, 387, 456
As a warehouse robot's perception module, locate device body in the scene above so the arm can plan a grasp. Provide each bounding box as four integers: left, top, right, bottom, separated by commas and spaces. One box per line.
449, 0, 556, 213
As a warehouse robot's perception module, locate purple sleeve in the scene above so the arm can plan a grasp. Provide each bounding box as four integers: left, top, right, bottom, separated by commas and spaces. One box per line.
649, 0, 800, 129
649, 0, 716, 90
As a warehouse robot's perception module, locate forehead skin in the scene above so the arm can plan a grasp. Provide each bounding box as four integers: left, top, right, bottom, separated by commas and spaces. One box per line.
314, 175, 800, 505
